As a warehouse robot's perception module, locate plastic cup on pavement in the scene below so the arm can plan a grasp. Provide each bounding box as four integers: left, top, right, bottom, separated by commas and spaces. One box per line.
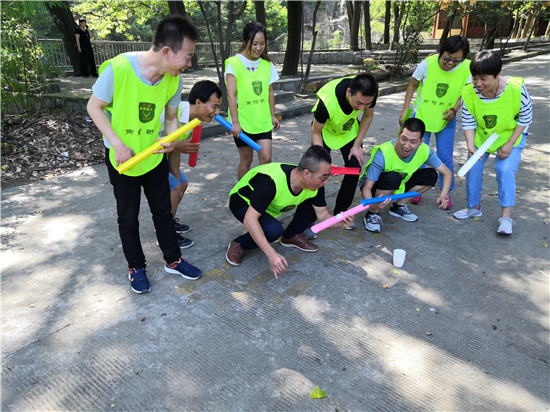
393, 249, 406, 268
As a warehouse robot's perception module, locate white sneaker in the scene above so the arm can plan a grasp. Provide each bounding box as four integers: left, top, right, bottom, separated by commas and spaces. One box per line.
497, 217, 514, 235
453, 206, 483, 219
363, 212, 383, 233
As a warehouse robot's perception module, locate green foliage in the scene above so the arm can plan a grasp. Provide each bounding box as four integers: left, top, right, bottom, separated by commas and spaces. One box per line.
1, 3, 61, 116
331, 30, 343, 49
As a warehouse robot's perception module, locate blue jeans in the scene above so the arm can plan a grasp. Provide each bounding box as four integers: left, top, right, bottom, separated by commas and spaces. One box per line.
230, 203, 315, 250
423, 118, 457, 191
466, 133, 526, 208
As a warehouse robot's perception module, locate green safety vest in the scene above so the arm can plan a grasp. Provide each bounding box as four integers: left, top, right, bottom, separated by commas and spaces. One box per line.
99, 54, 180, 176
312, 77, 359, 150
361, 140, 430, 194
462, 77, 523, 153
225, 56, 272, 133
414, 54, 471, 133
229, 163, 318, 218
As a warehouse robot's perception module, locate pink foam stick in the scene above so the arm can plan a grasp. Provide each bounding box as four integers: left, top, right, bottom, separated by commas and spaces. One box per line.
331, 166, 361, 175
311, 203, 370, 233
188, 124, 202, 167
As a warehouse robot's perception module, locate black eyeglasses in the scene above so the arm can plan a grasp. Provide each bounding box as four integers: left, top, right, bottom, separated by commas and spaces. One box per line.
307, 169, 330, 182
442, 55, 463, 64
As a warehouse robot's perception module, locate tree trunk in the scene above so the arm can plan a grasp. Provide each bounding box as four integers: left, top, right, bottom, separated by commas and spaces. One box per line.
523, 5, 542, 51
545, 20, 550, 37
348, 1, 361, 51
439, 9, 457, 46
300, 1, 321, 94
44, 1, 79, 75
391, 1, 400, 47
383, 1, 391, 44
282, 1, 303, 75
486, 21, 497, 49
167, 0, 186, 16
254, 0, 267, 27
510, 8, 521, 40
516, 13, 526, 39
363, 1, 372, 50
521, 11, 535, 39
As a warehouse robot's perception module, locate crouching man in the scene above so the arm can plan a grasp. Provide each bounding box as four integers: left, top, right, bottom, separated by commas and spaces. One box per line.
226, 145, 352, 278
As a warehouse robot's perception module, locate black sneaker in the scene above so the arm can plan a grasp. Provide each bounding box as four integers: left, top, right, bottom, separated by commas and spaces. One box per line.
177, 234, 194, 249
173, 218, 190, 234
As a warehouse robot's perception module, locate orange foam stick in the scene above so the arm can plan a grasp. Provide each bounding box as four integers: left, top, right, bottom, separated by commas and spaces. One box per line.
117, 118, 201, 174
188, 124, 202, 167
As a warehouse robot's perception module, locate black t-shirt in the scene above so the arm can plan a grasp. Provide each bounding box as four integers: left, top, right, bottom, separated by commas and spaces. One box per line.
229, 164, 326, 214
313, 77, 377, 124
75, 27, 91, 49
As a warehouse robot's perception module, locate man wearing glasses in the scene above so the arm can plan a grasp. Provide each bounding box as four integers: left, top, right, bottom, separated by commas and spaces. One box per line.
399, 35, 471, 210
226, 145, 353, 278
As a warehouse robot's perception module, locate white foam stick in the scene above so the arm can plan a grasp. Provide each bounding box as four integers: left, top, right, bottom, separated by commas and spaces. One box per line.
458, 133, 499, 177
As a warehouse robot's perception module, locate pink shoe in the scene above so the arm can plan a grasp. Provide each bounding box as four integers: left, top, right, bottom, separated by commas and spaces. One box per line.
410, 194, 422, 204
444, 195, 452, 210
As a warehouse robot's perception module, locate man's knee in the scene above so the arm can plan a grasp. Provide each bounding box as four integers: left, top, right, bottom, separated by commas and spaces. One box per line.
264, 221, 284, 243
377, 171, 402, 190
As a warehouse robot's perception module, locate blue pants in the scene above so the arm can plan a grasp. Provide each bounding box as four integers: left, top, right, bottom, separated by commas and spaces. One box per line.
230, 203, 315, 250
466, 133, 526, 208
423, 118, 457, 191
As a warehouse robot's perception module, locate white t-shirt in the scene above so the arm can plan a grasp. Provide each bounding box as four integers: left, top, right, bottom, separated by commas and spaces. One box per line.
412, 58, 472, 84
224, 53, 279, 85
159, 101, 191, 137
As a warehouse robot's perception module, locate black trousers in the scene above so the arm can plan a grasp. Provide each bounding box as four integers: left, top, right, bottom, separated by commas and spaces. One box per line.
324, 139, 361, 215
371, 168, 438, 194
79, 46, 97, 77
106, 148, 180, 269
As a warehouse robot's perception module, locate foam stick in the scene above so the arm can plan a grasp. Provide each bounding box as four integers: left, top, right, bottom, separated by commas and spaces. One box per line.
214, 115, 261, 152
397, 108, 413, 137
457, 133, 499, 177
331, 166, 361, 175
311, 203, 370, 233
117, 118, 202, 174
188, 124, 202, 167
360, 191, 421, 206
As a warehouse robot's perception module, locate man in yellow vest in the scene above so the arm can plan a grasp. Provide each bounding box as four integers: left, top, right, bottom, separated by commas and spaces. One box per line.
226, 145, 353, 278
399, 35, 471, 208
359, 118, 452, 233
311, 73, 378, 230
87, 15, 201, 294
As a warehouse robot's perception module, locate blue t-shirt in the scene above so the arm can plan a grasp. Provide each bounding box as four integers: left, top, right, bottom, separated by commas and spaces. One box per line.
366, 141, 442, 183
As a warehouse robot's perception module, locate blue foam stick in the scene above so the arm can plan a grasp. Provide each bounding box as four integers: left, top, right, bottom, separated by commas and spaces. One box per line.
214, 115, 261, 152
360, 191, 420, 206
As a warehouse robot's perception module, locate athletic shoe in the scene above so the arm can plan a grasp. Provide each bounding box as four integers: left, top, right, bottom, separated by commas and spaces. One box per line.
177, 234, 194, 249
497, 217, 515, 235
388, 203, 418, 222
344, 221, 357, 230
280, 233, 318, 252
173, 218, 190, 234
226, 240, 244, 266
128, 268, 151, 294
363, 212, 383, 233
410, 194, 422, 204
444, 195, 452, 210
165, 257, 201, 280
303, 225, 317, 240
453, 206, 482, 220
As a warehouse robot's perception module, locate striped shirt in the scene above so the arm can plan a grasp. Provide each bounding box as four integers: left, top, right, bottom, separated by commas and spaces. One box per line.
461, 77, 533, 130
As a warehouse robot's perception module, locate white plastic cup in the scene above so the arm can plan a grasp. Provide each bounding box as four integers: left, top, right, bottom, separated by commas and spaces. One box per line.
393, 249, 406, 268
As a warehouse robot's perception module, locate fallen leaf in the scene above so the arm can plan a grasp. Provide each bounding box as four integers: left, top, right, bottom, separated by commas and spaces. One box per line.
382, 284, 390, 289
425, 331, 432, 336
542, 243, 548, 248
310, 386, 327, 399
473, 216, 481, 221
416, 308, 420, 311
393, 269, 400, 274
28, 304, 35, 308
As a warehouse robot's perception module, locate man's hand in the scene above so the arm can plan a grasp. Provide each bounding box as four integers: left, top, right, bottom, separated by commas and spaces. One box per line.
267, 251, 288, 278
348, 145, 364, 167
155, 139, 176, 154
497, 141, 513, 159
272, 115, 280, 131
175, 139, 200, 154
436, 195, 449, 210
231, 121, 242, 139
111, 142, 134, 167
442, 108, 456, 122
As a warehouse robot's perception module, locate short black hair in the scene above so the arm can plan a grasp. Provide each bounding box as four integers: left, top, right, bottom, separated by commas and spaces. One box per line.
470, 50, 502, 77
297, 145, 332, 172
188, 80, 222, 104
153, 15, 198, 52
348, 73, 378, 97
79, 17, 86, 22
439, 35, 470, 59
402, 117, 425, 138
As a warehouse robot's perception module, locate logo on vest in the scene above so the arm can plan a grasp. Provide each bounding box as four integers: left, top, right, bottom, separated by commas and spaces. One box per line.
483, 115, 497, 129
342, 118, 355, 131
139, 103, 156, 123
399, 172, 408, 180
280, 205, 296, 213
436, 83, 449, 98
252, 81, 263, 96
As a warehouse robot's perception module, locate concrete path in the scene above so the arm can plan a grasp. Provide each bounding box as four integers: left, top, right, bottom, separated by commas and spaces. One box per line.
1, 55, 549, 411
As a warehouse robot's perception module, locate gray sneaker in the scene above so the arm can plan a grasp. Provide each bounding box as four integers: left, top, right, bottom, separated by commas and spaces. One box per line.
363, 212, 383, 233
453, 206, 483, 220
388, 203, 418, 222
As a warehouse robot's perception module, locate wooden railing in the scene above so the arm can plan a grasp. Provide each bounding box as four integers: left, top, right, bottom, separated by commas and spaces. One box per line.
37, 39, 242, 70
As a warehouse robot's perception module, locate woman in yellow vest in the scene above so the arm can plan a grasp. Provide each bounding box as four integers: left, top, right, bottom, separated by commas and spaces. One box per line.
400, 35, 471, 209
225, 21, 280, 180
453, 51, 533, 235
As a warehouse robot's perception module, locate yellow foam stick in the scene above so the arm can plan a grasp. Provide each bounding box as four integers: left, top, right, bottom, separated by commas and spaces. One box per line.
117, 118, 201, 174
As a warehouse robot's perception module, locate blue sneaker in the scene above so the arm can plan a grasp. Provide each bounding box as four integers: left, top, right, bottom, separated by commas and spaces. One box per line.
128, 268, 151, 294
165, 257, 201, 280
